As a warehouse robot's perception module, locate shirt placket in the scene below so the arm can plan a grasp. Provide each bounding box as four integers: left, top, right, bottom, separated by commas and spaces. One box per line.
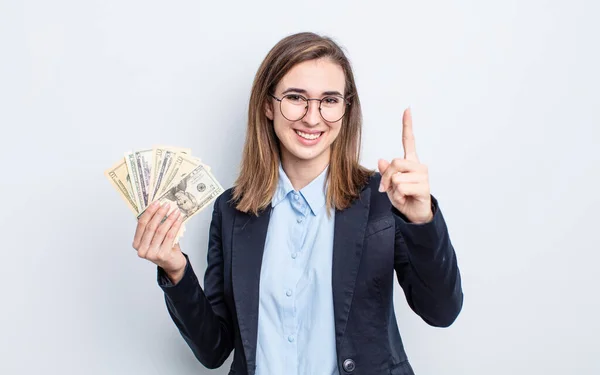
282, 191, 309, 374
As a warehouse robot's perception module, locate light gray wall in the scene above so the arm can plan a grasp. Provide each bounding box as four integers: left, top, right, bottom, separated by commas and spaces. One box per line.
1, 1, 598, 374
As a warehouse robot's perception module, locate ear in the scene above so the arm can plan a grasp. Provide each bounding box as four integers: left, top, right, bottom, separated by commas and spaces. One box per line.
264, 99, 274, 121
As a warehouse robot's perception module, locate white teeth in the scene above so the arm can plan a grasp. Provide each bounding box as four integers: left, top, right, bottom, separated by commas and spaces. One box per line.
295, 130, 321, 140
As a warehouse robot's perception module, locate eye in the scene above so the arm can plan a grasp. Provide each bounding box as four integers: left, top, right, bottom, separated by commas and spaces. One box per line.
323, 96, 340, 104
285, 94, 306, 103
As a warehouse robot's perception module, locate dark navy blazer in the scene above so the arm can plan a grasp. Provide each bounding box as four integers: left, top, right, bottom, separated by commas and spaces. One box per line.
157, 172, 463, 375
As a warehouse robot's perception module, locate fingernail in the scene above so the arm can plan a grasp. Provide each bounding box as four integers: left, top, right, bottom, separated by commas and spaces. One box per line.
152, 201, 159, 207
378, 183, 384, 192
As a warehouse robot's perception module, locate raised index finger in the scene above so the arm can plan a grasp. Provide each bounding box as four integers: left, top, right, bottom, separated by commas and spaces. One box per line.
402, 107, 418, 161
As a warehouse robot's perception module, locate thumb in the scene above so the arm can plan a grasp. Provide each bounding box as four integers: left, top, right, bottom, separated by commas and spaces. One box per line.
378, 159, 390, 175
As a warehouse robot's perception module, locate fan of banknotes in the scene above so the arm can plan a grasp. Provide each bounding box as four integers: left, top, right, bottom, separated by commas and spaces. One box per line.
104, 146, 224, 243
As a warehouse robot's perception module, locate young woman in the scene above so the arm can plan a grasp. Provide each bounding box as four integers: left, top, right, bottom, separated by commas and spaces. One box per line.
132, 32, 463, 375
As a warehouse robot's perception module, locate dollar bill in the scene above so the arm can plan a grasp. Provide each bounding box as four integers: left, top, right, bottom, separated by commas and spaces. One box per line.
149, 145, 192, 200
155, 152, 202, 199
124, 149, 153, 210
104, 158, 139, 215
150, 147, 166, 196
124, 151, 146, 212
136, 149, 153, 209
142, 164, 224, 224
150, 148, 177, 202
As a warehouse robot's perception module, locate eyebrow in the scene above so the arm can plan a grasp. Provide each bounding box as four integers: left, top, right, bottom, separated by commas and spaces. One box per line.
281, 87, 344, 97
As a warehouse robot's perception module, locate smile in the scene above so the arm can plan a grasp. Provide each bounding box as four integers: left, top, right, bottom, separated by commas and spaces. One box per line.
294, 130, 323, 140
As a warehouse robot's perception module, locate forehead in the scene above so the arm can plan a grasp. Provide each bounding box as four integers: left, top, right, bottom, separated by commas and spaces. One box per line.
277, 58, 346, 95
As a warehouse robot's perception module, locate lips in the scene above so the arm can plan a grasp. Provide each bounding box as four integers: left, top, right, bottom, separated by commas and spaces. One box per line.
294, 129, 323, 140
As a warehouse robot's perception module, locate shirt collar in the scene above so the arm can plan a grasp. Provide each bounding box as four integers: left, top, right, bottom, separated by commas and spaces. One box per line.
300, 165, 328, 216
271, 163, 329, 216
271, 163, 295, 208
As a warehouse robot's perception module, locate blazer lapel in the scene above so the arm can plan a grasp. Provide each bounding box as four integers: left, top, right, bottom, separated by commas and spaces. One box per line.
231, 206, 272, 375
332, 186, 371, 348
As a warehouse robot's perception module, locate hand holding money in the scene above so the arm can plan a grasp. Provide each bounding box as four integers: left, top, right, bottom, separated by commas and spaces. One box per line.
133, 200, 187, 283
104, 145, 224, 263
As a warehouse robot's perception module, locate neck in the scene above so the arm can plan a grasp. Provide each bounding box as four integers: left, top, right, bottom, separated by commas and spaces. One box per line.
280, 149, 330, 191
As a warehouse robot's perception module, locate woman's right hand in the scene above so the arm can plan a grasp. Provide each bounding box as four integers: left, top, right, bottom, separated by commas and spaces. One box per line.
133, 201, 187, 284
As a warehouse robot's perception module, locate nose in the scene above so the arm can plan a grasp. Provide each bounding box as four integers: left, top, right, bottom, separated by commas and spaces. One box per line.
302, 99, 321, 126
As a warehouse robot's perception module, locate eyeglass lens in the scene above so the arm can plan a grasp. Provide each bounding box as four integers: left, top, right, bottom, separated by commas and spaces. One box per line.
280, 94, 346, 122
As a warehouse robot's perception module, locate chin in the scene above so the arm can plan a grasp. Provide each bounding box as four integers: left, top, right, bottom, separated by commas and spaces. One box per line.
292, 151, 324, 162
286, 144, 329, 163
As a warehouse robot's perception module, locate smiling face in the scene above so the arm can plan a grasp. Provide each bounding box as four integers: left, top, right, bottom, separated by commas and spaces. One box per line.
266, 58, 346, 169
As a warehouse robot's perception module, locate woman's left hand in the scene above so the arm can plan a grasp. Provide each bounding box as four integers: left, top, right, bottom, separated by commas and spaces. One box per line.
378, 108, 434, 224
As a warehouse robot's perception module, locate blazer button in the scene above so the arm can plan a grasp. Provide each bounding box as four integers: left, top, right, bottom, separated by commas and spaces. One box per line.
342, 359, 355, 372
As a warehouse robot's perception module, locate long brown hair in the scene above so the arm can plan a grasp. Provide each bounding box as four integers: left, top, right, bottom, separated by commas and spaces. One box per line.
232, 32, 374, 215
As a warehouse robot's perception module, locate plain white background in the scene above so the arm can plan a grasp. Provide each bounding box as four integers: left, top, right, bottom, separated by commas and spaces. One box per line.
1, 0, 598, 374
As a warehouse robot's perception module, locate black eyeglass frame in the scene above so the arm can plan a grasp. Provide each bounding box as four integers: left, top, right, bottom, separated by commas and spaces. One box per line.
269, 93, 351, 123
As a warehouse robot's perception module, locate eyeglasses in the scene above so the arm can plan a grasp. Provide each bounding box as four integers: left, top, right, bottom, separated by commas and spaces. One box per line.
269, 93, 350, 123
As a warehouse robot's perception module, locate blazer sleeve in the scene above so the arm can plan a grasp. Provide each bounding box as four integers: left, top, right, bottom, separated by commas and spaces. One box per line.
393, 194, 464, 327
156, 194, 234, 368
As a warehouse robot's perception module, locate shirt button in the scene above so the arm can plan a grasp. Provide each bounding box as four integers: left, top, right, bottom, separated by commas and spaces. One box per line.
286, 289, 292, 297
291, 252, 298, 259
294, 194, 299, 200
288, 335, 295, 342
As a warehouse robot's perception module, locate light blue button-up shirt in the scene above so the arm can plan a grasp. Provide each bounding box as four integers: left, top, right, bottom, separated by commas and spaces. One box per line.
255, 164, 338, 375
